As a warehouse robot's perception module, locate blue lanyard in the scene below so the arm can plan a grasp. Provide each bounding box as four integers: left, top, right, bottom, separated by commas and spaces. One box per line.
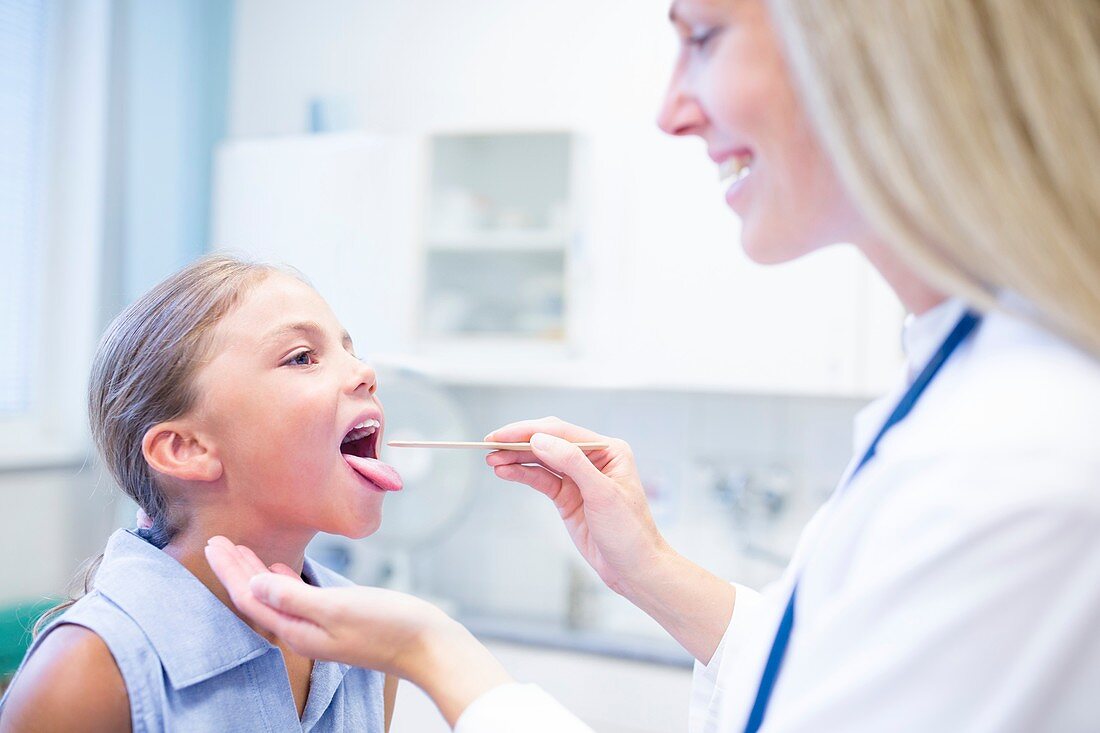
743, 309, 982, 733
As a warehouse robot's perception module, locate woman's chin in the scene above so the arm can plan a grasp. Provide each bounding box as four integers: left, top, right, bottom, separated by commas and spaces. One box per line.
741, 223, 821, 265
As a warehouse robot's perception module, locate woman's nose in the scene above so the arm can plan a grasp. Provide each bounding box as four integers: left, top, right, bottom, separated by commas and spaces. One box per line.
657, 70, 706, 137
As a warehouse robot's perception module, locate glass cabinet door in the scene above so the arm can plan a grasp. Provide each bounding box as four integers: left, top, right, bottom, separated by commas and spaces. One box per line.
420, 132, 575, 345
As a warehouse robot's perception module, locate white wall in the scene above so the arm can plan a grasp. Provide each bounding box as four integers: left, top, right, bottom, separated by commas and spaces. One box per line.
229, 0, 674, 138
0, 467, 118, 606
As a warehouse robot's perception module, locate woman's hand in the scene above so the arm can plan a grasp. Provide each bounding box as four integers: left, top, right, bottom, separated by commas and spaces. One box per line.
203, 537, 513, 726
484, 417, 668, 599
485, 418, 736, 664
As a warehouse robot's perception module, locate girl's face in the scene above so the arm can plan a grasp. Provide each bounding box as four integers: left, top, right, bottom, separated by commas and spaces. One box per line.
658, 0, 870, 262
192, 273, 401, 540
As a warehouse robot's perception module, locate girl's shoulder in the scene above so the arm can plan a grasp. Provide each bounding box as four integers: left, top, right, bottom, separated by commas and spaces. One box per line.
0, 604, 141, 732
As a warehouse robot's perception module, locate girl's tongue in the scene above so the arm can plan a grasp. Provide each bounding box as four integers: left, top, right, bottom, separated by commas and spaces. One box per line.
343, 454, 403, 491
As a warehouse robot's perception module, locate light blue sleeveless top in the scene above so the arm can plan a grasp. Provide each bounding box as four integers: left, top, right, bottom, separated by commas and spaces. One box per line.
0, 529, 385, 732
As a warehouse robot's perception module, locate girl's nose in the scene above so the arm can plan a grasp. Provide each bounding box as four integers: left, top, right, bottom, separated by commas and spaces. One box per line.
657, 69, 706, 137
349, 356, 377, 395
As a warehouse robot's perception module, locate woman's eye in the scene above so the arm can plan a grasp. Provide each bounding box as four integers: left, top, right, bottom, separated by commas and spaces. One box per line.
285, 350, 316, 367
687, 28, 718, 51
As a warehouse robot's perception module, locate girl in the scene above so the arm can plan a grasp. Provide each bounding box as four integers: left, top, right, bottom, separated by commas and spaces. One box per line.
0, 254, 403, 732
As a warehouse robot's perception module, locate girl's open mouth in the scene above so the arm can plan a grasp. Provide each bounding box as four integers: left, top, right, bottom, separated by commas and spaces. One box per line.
341, 419, 380, 460
340, 419, 403, 491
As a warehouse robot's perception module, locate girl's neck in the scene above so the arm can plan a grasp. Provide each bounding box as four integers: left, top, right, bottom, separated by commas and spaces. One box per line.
163, 517, 314, 631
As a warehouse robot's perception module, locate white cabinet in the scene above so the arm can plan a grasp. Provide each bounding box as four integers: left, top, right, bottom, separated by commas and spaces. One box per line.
211, 130, 903, 397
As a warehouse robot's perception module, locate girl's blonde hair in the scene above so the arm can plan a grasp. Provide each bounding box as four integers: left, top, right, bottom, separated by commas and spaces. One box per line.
769, 0, 1100, 355
36, 254, 278, 633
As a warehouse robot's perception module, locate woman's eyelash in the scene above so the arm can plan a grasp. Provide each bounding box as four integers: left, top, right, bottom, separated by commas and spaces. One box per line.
687, 28, 718, 50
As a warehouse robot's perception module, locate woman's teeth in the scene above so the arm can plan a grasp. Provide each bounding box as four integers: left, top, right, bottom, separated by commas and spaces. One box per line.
719, 154, 753, 184
342, 418, 380, 444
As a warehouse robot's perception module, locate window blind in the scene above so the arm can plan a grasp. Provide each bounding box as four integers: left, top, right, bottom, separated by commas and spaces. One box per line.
0, 0, 48, 415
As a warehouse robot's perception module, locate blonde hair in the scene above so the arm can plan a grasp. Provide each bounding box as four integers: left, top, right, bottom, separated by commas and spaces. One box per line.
769, 0, 1100, 355
36, 254, 278, 634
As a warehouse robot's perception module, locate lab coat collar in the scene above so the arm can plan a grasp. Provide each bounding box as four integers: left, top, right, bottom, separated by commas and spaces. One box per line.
843, 296, 972, 488
901, 297, 971, 382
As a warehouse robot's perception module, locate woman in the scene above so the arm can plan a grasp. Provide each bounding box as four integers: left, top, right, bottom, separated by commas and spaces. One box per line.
206, 0, 1100, 730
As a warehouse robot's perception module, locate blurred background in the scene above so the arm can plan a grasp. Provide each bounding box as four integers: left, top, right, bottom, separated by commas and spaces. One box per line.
0, 0, 904, 730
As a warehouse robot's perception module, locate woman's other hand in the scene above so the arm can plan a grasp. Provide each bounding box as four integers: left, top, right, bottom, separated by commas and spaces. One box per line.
203, 537, 513, 725
484, 417, 668, 599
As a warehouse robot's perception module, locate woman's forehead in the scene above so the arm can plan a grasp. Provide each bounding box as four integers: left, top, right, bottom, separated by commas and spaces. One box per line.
669, 0, 735, 25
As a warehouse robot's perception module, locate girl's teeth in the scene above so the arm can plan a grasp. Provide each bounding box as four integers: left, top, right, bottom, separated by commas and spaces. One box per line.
342, 419, 381, 444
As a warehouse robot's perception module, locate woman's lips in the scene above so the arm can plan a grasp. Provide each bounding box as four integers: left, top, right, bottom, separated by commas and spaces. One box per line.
720, 153, 754, 210
343, 453, 404, 492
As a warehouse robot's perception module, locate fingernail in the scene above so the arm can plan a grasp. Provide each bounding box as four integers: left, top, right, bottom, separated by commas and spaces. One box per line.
483, 432, 494, 441
531, 432, 551, 449
250, 575, 275, 605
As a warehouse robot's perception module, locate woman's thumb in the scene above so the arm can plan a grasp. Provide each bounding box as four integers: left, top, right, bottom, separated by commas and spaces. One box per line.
530, 433, 607, 487
251, 573, 324, 619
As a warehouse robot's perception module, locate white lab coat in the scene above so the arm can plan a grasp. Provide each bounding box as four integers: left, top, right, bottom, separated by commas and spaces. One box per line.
455, 297, 1100, 733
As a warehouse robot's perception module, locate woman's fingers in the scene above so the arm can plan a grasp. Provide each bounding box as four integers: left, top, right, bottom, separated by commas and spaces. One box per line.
260, 612, 332, 658
205, 537, 253, 590
250, 574, 332, 626
485, 449, 539, 467
485, 416, 605, 444
205, 540, 314, 638
235, 544, 271, 576
207, 535, 238, 553
493, 462, 563, 499
269, 562, 300, 579
204, 543, 288, 630
528, 433, 608, 489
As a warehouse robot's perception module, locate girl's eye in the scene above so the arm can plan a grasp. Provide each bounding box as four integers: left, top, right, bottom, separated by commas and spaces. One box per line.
285, 350, 316, 367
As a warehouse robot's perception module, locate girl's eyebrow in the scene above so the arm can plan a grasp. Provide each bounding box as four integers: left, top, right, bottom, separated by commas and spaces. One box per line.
265, 321, 354, 351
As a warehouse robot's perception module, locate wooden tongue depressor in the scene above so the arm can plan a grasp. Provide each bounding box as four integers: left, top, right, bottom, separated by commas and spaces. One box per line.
387, 440, 610, 451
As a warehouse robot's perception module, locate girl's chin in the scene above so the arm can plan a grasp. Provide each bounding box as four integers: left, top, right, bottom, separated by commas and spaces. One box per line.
341, 516, 382, 540
330, 501, 383, 540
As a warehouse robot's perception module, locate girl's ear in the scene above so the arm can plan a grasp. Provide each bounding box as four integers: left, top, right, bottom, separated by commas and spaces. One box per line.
142, 421, 223, 482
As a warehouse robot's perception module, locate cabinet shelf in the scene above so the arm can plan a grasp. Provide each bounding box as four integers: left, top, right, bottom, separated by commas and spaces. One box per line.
424, 229, 569, 251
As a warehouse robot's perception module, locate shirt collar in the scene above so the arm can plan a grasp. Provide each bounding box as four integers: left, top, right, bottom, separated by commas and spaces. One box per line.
93, 529, 351, 695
